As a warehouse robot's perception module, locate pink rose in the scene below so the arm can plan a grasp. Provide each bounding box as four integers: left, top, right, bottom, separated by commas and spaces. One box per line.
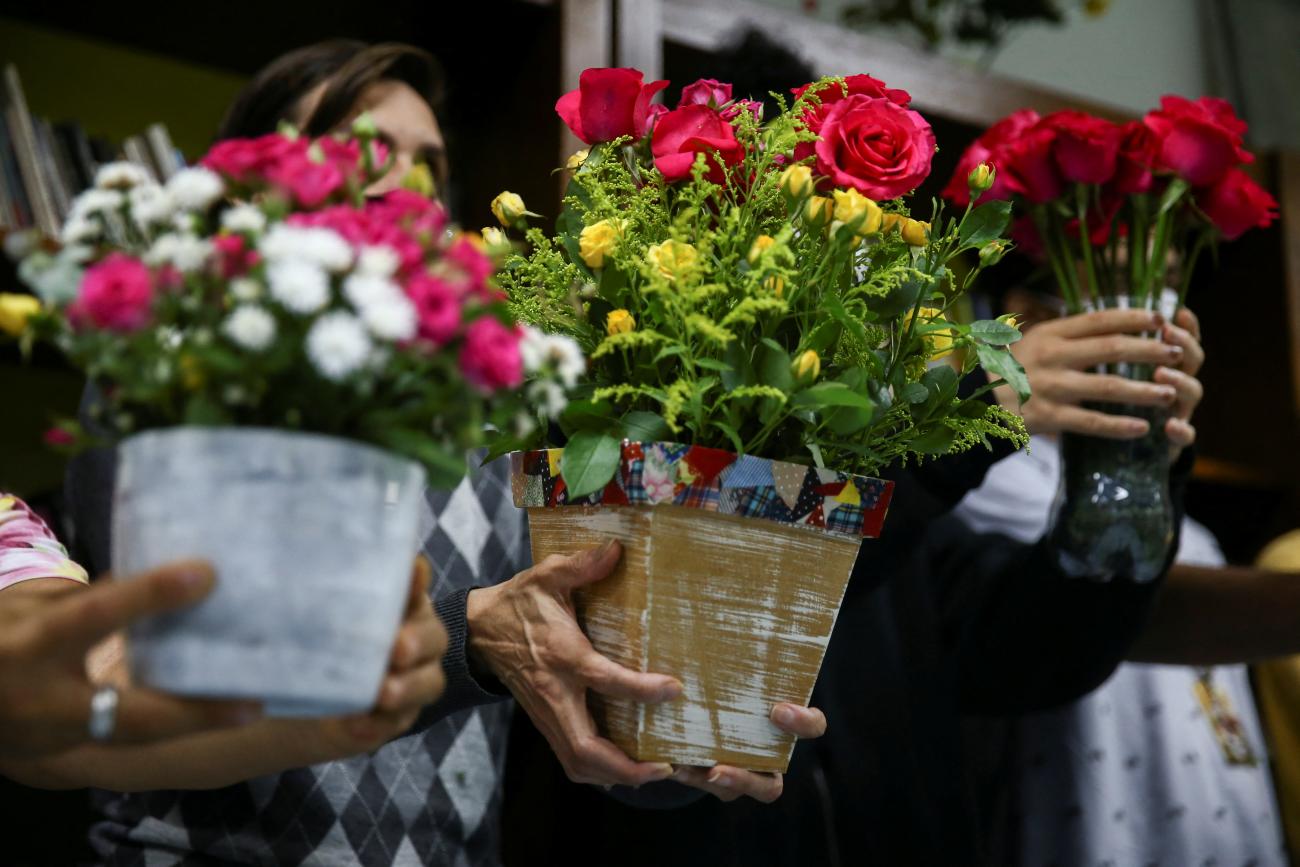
43, 427, 76, 448
458, 316, 523, 392
651, 104, 745, 185
641, 103, 669, 137
1045, 110, 1124, 185
406, 272, 463, 344
213, 234, 260, 279
720, 99, 763, 122
267, 154, 345, 208
201, 134, 308, 184
1199, 168, 1278, 240
813, 94, 935, 200
69, 254, 154, 333
1143, 95, 1252, 187
444, 236, 495, 293
679, 78, 733, 108
556, 67, 670, 145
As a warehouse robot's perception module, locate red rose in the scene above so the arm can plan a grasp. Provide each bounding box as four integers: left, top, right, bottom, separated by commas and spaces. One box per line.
1046, 110, 1124, 185
679, 78, 732, 108
642, 102, 669, 137
556, 67, 669, 145
942, 109, 1041, 205
1109, 121, 1161, 195
793, 74, 912, 164
1199, 168, 1278, 240
813, 94, 935, 200
651, 105, 745, 184
1143, 95, 1252, 187
1000, 123, 1063, 204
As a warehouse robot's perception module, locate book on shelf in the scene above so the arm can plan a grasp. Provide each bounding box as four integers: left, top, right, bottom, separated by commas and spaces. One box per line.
0, 63, 187, 240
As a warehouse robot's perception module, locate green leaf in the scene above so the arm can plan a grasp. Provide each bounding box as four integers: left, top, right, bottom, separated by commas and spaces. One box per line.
912, 424, 957, 455
976, 343, 1031, 403
967, 319, 1022, 346
793, 382, 876, 410
1158, 178, 1191, 216
759, 337, 786, 354
183, 394, 230, 426
620, 411, 669, 442
958, 200, 1012, 248
560, 430, 624, 498
652, 344, 687, 364
901, 382, 930, 404
559, 399, 617, 437
866, 273, 927, 319
694, 358, 734, 373
710, 420, 744, 454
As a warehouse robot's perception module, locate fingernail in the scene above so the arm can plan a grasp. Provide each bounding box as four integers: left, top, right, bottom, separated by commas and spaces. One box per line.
651, 763, 674, 780
773, 705, 796, 727
659, 679, 684, 701
176, 565, 212, 590
708, 771, 731, 788
1151, 312, 1165, 326
1159, 386, 1177, 403
1168, 345, 1183, 358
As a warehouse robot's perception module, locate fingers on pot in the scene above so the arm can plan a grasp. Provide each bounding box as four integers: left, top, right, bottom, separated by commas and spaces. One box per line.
406, 556, 433, 612
1052, 406, 1150, 440
1165, 417, 1197, 449
1056, 370, 1177, 408
1154, 366, 1204, 418
771, 703, 826, 739
112, 689, 261, 743
557, 541, 624, 590
377, 661, 446, 712
1059, 335, 1183, 369
673, 765, 784, 803
1045, 308, 1163, 339
1161, 323, 1205, 374
391, 615, 448, 670
577, 650, 682, 703
1173, 306, 1201, 340
564, 734, 674, 787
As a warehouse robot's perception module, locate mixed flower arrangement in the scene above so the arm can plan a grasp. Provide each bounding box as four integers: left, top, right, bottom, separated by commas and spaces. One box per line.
16, 118, 580, 485
497, 67, 1029, 497
944, 95, 1278, 312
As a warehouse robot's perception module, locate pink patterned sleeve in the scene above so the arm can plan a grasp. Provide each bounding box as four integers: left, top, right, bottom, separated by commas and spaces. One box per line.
0, 493, 89, 592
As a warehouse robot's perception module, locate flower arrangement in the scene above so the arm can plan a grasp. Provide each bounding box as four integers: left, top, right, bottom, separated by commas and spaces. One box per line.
943, 96, 1278, 313
498, 67, 1028, 496
17, 119, 580, 485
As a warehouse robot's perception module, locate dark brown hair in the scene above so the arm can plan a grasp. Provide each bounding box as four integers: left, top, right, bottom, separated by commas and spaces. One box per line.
216, 40, 444, 141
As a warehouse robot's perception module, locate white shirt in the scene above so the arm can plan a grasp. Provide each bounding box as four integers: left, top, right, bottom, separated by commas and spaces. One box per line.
956, 436, 1288, 867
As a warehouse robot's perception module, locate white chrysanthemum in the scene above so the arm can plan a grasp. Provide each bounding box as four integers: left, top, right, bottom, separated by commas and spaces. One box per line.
166, 166, 225, 212
145, 233, 213, 273
355, 244, 400, 277
155, 326, 183, 351
358, 292, 418, 341
229, 277, 262, 302
220, 203, 267, 235
259, 224, 353, 272
128, 184, 174, 228
70, 188, 124, 219
528, 380, 569, 418
342, 273, 399, 310
306, 311, 372, 381
94, 161, 151, 190
59, 215, 101, 246
222, 305, 277, 351
267, 259, 330, 314
520, 327, 585, 388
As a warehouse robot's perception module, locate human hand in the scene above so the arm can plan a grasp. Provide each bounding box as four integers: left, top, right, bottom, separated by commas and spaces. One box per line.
668, 703, 828, 803
315, 556, 448, 753
1157, 308, 1204, 458
0, 562, 261, 759
995, 307, 1201, 444
466, 541, 683, 787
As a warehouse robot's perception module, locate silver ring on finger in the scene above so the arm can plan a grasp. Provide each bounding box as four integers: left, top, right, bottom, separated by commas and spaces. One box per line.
88, 685, 119, 742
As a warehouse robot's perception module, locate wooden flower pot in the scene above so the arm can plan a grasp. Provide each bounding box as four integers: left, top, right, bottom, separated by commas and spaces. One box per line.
512, 441, 893, 772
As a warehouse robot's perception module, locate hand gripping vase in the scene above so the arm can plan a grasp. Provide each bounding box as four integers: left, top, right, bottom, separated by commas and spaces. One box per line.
512, 441, 894, 772
112, 427, 427, 716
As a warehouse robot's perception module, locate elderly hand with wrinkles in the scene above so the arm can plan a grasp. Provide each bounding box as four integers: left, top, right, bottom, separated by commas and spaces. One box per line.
467, 542, 824, 803
996, 307, 1204, 458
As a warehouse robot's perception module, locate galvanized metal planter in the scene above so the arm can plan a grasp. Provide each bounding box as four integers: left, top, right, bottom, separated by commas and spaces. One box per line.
513, 441, 893, 772
112, 427, 426, 716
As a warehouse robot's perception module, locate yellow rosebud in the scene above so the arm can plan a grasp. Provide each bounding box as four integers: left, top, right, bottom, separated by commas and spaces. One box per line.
998, 312, 1022, 331
607, 308, 636, 336
748, 234, 776, 265
907, 306, 956, 360
491, 191, 527, 226
979, 239, 1009, 267
882, 213, 904, 234
579, 219, 623, 269
566, 148, 590, 170
0, 293, 40, 337
646, 239, 698, 282
801, 195, 833, 230
179, 353, 205, 390
901, 219, 930, 247
481, 226, 508, 248
968, 163, 995, 196
792, 349, 820, 383
779, 164, 814, 203
763, 275, 785, 297
401, 162, 437, 197
831, 189, 883, 235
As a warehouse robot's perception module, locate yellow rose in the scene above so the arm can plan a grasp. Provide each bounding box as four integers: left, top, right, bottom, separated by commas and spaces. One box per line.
566, 148, 590, 170
831, 189, 883, 235
647, 239, 698, 281
801, 195, 833, 230
747, 234, 776, 265
901, 219, 930, 247
0, 293, 40, 337
967, 163, 995, 196
763, 275, 785, 297
481, 226, 508, 248
882, 213, 904, 234
908, 306, 956, 360
400, 162, 437, 197
792, 349, 820, 383
779, 164, 814, 203
579, 219, 623, 269
491, 191, 527, 226
607, 308, 636, 336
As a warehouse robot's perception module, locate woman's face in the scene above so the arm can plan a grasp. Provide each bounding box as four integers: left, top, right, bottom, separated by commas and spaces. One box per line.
296, 78, 448, 197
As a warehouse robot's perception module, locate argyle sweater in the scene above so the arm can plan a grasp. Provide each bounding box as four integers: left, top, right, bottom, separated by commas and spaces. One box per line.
67, 448, 526, 866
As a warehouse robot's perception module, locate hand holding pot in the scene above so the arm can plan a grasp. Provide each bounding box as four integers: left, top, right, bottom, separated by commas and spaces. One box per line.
315, 556, 448, 753
996, 307, 1203, 450
0, 561, 261, 759
466, 541, 685, 787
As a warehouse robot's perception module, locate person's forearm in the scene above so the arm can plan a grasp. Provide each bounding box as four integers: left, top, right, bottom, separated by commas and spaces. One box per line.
1128, 563, 1300, 665
0, 717, 348, 791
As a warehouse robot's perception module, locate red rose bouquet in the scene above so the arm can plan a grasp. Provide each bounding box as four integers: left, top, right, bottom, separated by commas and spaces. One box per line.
944, 95, 1278, 312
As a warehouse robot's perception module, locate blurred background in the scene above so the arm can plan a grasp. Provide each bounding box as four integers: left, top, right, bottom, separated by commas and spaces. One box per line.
0, 1, 1297, 862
